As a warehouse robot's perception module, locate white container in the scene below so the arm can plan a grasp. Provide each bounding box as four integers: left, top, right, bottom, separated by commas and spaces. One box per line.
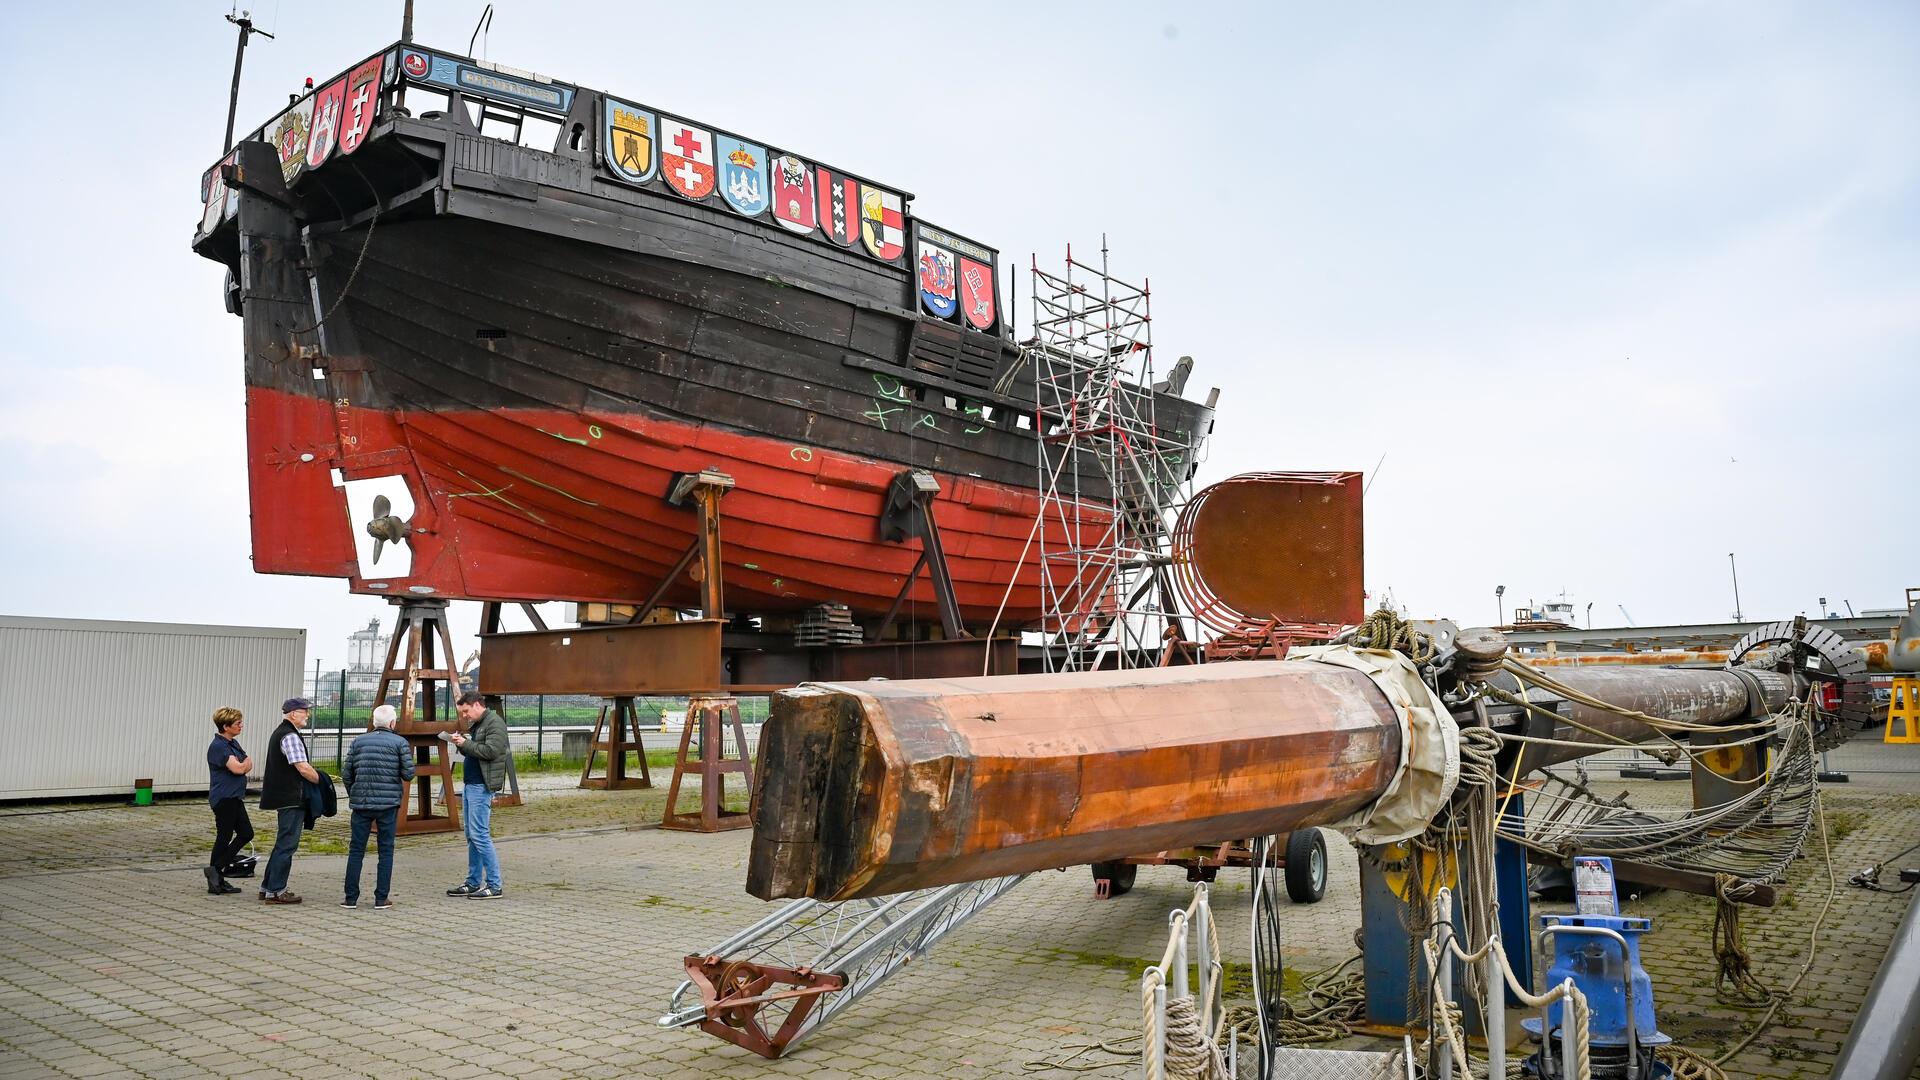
0, 615, 305, 799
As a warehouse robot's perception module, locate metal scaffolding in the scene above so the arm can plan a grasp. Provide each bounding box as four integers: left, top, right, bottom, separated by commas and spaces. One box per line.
1030, 240, 1192, 671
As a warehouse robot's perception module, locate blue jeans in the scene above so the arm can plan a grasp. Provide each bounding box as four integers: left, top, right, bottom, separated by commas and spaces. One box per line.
462, 785, 501, 890
262, 806, 305, 894
344, 806, 398, 904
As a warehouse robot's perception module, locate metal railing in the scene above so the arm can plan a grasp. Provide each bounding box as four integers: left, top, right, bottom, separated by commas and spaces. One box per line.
297, 681, 770, 765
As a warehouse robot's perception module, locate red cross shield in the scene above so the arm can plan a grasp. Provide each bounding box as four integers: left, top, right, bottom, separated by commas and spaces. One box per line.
660, 119, 716, 200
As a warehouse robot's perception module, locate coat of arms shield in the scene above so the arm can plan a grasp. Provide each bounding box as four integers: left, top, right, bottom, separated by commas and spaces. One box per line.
338, 56, 384, 156
816, 167, 860, 248
715, 135, 769, 217
860, 184, 905, 262
305, 78, 347, 169
959, 256, 997, 331
918, 241, 957, 319
603, 98, 656, 185
771, 154, 816, 234
273, 95, 315, 185
660, 119, 716, 200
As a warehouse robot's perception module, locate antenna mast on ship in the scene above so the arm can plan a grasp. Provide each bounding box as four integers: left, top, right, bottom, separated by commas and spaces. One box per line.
220, 9, 274, 152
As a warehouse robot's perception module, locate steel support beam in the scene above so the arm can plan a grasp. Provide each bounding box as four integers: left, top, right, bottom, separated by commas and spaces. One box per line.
1504, 616, 1897, 654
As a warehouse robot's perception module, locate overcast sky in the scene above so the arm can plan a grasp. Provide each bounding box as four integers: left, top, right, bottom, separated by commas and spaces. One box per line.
0, 2, 1913, 678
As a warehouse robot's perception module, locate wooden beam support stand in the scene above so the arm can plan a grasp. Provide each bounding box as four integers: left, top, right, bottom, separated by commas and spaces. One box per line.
580, 697, 654, 790
662, 696, 754, 833
374, 598, 462, 836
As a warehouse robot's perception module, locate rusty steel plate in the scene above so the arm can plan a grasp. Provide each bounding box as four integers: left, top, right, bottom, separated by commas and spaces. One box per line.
1180, 472, 1364, 629
479, 620, 726, 695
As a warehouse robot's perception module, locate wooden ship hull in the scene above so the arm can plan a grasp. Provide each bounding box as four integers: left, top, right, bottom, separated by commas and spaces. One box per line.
193, 42, 1212, 629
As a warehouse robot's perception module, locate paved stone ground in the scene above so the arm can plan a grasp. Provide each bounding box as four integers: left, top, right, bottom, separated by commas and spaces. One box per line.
0, 738, 1915, 1078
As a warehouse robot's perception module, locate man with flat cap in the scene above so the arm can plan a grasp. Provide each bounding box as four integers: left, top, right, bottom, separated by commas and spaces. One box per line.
259, 697, 321, 904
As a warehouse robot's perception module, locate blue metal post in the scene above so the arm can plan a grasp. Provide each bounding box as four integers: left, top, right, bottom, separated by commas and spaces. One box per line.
1360, 845, 1418, 1030
1496, 791, 1533, 1006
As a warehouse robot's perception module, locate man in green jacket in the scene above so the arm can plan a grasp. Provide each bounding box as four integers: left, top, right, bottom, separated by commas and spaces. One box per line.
447, 691, 510, 899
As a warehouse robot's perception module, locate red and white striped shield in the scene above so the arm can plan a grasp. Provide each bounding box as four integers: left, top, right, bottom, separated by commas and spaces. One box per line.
815, 167, 860, 247
860, 183, 905, 262
338, 56, 384, 156
660, 119, 716, 200
771, 154, 817, 235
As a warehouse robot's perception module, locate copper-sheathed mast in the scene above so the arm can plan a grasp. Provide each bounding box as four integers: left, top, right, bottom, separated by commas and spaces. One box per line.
747, 662, 1404, 901
746, 652, 1800, 903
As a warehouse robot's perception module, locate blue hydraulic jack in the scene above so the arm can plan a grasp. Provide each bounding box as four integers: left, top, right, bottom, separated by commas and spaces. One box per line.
1522, 857, 1673, 1079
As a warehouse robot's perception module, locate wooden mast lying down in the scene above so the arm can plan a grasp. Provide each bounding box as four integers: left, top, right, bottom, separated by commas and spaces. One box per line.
746, 662, 1404, 902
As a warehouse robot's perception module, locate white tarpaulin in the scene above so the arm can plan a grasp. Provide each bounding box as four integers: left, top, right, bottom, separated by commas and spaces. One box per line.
1288, 645, 1460, 844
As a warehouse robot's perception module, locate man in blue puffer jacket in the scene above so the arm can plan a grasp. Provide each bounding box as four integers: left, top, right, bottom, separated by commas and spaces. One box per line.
340, 704, 415, 909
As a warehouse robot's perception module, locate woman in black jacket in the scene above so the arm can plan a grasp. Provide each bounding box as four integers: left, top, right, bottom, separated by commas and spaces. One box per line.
205, 707, 253, 895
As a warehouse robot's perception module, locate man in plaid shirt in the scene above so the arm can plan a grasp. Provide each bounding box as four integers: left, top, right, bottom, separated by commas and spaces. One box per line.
258, 697, 322, 904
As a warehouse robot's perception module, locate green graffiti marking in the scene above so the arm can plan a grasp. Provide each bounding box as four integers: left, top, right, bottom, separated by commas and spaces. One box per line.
499, 467, 600, 507
864, 402, 904, 431
446, 470, 546, 525
870, 374, 911, 403
536, 428, 590, 447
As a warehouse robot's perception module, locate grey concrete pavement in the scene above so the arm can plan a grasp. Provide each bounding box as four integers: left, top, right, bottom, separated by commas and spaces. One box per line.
0, 735, 1916, 1078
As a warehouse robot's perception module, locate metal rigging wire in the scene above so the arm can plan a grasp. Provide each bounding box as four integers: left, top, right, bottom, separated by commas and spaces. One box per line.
1247, 834, 1287, 1075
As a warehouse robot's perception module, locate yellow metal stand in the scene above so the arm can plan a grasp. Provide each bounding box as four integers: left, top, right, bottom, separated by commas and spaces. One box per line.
1886, 677, 1920, 744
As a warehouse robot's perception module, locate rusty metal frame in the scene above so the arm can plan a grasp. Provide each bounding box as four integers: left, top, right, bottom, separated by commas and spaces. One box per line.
660, 874, 1028, 1058
480, 620, 729, 696
877, 469, 966, 641
679, 957, 846, 1058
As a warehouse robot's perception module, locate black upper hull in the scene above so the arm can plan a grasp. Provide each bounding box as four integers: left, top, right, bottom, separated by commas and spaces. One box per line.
202, 118, 1212, 497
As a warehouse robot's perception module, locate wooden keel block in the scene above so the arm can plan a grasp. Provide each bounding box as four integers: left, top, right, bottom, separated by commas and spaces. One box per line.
746, 661, 1405, 902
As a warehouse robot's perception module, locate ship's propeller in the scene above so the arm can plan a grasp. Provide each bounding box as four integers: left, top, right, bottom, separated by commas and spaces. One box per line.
366, 494, 412, 563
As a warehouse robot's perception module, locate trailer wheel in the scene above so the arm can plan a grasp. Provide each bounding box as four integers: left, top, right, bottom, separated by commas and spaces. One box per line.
1091, 861, 1137, 898
1283, 829, 1327, 904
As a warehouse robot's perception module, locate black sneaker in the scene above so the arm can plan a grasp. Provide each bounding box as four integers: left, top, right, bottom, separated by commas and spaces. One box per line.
374, 898, 396, 910
467, 886, 503, 900
446, 883, 479, 896
340, 899, 358, 909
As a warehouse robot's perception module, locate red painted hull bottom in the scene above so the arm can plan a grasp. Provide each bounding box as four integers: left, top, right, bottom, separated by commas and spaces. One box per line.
247, 387, 1085, 625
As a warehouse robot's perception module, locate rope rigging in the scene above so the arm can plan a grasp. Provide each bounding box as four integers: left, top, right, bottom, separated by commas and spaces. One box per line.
1029, 615, 1846, 1080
